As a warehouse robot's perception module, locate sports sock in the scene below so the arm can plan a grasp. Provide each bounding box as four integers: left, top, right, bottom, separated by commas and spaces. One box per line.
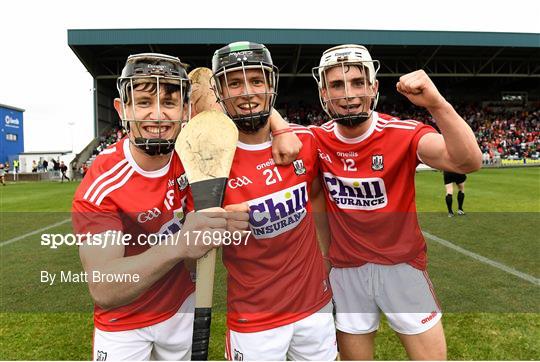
445, 194, 453, 213
458, 191, 465, 210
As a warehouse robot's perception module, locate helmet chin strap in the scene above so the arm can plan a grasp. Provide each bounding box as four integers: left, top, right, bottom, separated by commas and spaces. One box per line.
330, 92, 378, 128
133, 137, 175, 156
127, 116, 182, 156
334, 114, 370, 127
231, 112, 270, 134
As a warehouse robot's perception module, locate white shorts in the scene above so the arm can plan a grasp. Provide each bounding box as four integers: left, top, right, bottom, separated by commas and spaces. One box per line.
225, 302, 337, 361
330, 263, 442, 335
93, 293, 194, 361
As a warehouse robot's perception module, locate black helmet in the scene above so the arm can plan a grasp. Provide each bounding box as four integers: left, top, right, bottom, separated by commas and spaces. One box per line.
211, 41, 279, 133
116, 53, 191, 156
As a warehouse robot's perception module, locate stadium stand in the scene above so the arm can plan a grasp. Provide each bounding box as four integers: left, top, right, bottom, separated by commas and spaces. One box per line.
65, 29, 539, 171
278, 101, 539, 165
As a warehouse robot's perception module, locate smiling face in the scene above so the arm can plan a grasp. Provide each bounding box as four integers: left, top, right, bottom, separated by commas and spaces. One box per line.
211, 42, 278, 134
114, 80, 187, 151
218, 68, 273, 120
321, 64, 378, 120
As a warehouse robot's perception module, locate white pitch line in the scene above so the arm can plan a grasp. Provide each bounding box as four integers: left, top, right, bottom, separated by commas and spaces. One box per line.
0, 218, 71, 247
423, 231, 540, 286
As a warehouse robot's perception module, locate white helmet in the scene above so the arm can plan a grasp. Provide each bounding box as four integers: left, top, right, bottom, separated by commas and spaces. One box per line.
313, 44, 380, 126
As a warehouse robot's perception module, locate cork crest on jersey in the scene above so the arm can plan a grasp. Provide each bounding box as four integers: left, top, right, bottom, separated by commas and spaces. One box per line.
247, 182, 308, 238
371, 155, 384, 171
323, 173, 387, 210
292, 159, 306, 175
176, 173, 189, 191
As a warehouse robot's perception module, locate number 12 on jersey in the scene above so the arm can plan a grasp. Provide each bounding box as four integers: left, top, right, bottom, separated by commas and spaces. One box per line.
341, 158, 357, 171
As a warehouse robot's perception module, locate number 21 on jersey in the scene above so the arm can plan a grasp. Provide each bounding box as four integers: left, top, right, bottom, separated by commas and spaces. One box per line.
263, 167, 283, 185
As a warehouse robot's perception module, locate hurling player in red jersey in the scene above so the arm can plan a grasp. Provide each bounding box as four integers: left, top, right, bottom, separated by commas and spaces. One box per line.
309, 45, 482, 360
72, 53, 241, 361
210, 41, 337, 361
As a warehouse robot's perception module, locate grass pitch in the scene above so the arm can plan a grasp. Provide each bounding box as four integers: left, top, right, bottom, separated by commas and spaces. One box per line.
0, 168, 538, 360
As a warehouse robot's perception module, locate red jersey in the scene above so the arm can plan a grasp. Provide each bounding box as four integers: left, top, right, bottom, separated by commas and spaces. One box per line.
222, 128, 331, 333
309, 112, 437, 270
72, 138, 194, 331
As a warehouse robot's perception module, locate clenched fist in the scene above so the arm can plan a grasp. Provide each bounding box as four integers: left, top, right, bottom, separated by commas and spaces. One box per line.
396, 70, 447, 111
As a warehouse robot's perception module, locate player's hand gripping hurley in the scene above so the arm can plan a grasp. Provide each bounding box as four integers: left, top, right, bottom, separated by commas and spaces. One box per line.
176, 109, 238, 360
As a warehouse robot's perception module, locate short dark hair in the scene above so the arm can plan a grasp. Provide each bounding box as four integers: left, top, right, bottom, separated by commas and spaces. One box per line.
123, 82, 181, 104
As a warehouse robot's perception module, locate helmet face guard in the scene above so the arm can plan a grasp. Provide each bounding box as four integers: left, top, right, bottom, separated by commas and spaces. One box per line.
313, 45, 380, 127
116, 53, 191, 156
211, 41, 279, 133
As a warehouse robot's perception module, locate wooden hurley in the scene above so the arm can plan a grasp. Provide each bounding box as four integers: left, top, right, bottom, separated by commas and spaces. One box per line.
188, 67, 221, 118
175, 110, 238, 360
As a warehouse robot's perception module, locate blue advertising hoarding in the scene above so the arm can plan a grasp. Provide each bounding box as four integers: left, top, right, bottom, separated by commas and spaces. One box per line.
0, 104, 25, 164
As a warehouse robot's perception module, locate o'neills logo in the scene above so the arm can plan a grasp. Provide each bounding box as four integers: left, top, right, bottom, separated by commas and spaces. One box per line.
248, 182, 308, 239
421, 311, 438, 324
323, 172, 387, 210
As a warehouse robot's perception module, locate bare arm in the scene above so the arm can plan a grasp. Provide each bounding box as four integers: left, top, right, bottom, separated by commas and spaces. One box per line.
79, 209, 227, 310
310, 177, 331, 272
79, 235, 180, 310
397, 70, 482, 173
269, 109, 302, 165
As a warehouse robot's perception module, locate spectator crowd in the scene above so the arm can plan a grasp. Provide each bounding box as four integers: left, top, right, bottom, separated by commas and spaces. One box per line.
277, 101, 540, 164
82, 103, 539, 170
93, 127, 126, 155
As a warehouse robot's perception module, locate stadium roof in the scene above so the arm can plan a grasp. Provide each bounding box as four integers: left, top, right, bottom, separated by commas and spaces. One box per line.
69, 28, 540, 78
0, 103, 25, 112
67, 28, 540, 138
69, 28, 539, 47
